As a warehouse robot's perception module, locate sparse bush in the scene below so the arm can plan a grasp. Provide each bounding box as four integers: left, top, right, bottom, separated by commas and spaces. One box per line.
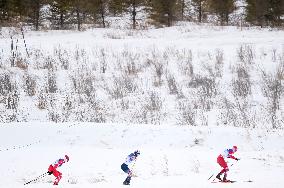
15, 57, 28, 69
47, 71, 58, 93
54, 47, 69, 70
108, 76, 138, 100
37, 91, 47, 109
237, 45, 255, 64
0, 73, 12, 96
214, 49, 224, 77
71, 72, 96, 97
152, 61, 164, 87
23, 73, 36, 96
188, 75, 217, 97
6, 91, 19, 110
232, 79, 251, 97
177, 100, 197, 126
166, 74, 178, 95
42, 56, 55, 70
232, 65, 251, 97
48, 95, 60, 122
261, 69, 284, 129
219, 96, 254, 128
133, 91, 163, 124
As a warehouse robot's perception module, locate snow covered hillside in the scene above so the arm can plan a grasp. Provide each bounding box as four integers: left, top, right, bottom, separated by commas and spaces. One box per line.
0, 23, 283, 128
1, 122, 284, 188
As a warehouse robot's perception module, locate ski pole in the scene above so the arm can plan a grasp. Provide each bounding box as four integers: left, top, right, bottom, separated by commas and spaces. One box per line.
24, 172, 48, 185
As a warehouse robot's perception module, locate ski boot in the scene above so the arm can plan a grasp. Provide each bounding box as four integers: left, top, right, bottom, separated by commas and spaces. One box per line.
216, 172, 222, 181
222, 174, 228, 182
123, 177, 131, 185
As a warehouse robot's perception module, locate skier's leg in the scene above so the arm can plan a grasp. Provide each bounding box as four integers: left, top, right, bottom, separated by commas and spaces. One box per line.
53, 170, 62, 185
121, 163, 131, 185
216, 155, 227, 181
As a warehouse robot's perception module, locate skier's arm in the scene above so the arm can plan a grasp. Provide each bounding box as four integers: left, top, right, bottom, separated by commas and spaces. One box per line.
228, 155, 239, 160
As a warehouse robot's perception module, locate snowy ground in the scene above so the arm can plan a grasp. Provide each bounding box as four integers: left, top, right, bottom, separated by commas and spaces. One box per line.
1, 122, 284, 188
0, 22, 284, 187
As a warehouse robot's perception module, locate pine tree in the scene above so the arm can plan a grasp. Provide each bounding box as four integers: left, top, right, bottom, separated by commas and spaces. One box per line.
86, 0, 108, 28
70, 0, 89, 31
209, 0, 236, 25
148, 0, 178, 27
109, 0, 124, 16
0, 0, 9, 24
176, 0, 187, 21
124, 0, 146, 29
266, 0, 284, 26
49, 0, 72, 29
26, 0, 45, 30
191, 0, 208, 22
246, 0, 269, 27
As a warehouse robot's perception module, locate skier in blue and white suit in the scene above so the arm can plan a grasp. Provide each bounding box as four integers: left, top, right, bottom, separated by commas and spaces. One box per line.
121, 150, 140, 185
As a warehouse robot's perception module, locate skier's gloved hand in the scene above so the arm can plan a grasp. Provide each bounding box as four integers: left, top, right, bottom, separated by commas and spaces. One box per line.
47, 171, 53, 175
235, 158, 240, 161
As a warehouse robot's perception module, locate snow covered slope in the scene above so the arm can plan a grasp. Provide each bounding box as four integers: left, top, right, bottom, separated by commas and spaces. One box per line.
1, 122, 284, 188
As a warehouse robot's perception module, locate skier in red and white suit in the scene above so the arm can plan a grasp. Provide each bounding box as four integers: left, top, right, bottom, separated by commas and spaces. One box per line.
47, 155, 69, 185
216, 146, 239, 182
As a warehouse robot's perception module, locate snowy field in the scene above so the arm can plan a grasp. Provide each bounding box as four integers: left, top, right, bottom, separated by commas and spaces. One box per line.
0, 122, 284, 188
0, 23, 284, 187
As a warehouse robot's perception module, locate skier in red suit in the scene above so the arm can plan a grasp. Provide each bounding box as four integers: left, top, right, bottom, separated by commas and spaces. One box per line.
216, 146, 239, 182
47, 155, 69, 185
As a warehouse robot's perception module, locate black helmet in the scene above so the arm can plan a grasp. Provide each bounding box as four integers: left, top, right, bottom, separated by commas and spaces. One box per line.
134, 150, 140, 156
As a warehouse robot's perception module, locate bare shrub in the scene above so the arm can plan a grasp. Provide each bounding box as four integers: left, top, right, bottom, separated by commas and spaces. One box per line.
37, 91, 47, 109
166, 74, 178, 95
177, 100, 196, 126
261, 69, 284, 128
6, 91, 19, 110
15, 57, 28, 69
237, 44, 255, 64
71, 72, 96, 97
120, 98, 130, 111
100, 48, 107, 73
219, 96, 255, 128
232, 79, 251, 97
48, 94, 60, 122
178, 50, 194, 77
133, 91, 163, 124
42, 56, 55, 70
152, 61, 164, 87
0, 73, 12, 95
47, 70, 57, 93
107, 76, 138, 100
232, 65, 251, 97
87, 99, 107, 123
54, 47, 69, 70
146, 91, 162, 111
214, 49, 224, 77
74, 98, 107, 123
121, 50, 141, 76
23, 73, 36, 96
62, 95, 74, 122
188, 75, 217, 97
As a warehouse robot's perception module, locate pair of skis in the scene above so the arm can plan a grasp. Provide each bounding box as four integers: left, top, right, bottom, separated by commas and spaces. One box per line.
211, 180, 253, 183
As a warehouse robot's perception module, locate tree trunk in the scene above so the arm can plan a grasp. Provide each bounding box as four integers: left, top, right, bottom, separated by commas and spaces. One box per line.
76, 8, 81, 31
132, 0, 137, 29
60, 12, 64, 29
198, 1, 202, 23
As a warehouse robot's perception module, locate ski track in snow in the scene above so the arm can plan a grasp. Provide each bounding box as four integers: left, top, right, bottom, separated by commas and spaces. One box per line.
0, 122, 284, 188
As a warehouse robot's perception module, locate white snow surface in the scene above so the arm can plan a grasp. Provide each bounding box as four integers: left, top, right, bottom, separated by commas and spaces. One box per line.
0, 22, 284, 187
0, 122, 284, 188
